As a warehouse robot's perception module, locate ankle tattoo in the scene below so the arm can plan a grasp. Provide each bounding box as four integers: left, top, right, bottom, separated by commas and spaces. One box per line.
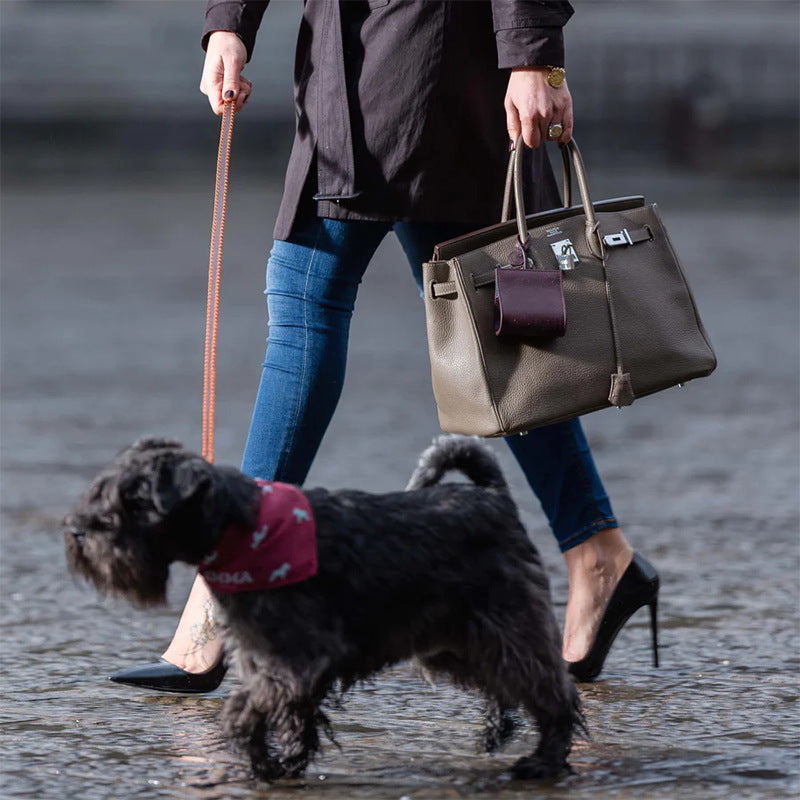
185, 598, 220, 655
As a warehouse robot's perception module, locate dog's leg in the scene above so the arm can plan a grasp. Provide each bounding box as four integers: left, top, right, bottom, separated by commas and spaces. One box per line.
486, 664, 578, 779
420, 651, 518, 754
483, 698, 519, 754
510, 688, 580, 780
221, 687, 284, 781
501, 629, 581, 779
222, 651, 332, 781
223, 678, 324, 780
269, 687, 328, 778
448, 604, 581, 779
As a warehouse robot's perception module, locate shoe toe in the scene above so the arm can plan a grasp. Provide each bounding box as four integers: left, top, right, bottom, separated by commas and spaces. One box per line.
109, 658, 226, 693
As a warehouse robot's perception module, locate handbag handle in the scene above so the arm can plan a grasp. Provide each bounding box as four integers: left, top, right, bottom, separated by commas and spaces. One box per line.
501, 143, 572, 219
501, 136, 603, 259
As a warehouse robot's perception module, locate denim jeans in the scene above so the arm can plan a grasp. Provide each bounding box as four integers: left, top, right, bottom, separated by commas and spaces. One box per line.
241, 213, 617, 552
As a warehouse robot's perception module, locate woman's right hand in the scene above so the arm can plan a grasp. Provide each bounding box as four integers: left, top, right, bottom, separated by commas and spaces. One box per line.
199, 31, 252, 115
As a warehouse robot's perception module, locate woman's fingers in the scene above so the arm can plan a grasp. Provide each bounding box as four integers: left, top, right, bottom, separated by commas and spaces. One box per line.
505, 98, 521, 150
557, 102, 574, 144
505, 68, 574, 149
200, 31, 248, 115
522, 113, 543, 150
221, 52, 243, 102
233, 78, 252, 112
199, 53, 224, 113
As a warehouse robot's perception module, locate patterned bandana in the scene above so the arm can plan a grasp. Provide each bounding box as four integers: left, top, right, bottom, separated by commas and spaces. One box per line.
198, 480, 317, 593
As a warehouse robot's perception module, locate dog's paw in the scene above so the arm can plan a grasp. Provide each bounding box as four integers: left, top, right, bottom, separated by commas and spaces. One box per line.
250, 754, 310, 783
483, 706, 518, 753
509, 754, 569, 780
250, 755, 289, 783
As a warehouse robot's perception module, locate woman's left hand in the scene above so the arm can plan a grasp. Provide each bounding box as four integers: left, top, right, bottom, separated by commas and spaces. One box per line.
505, 67, 573, 149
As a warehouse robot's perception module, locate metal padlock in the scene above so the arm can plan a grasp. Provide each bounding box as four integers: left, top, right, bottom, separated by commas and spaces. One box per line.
557, 250, 576, 270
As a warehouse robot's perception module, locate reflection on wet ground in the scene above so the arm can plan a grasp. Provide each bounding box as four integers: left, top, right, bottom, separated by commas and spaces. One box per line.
1, 176, 798, 799
3, 526, 797, 800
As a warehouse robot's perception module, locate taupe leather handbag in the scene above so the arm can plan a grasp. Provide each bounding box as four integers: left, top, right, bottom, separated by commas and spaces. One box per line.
422, 138, 716, 437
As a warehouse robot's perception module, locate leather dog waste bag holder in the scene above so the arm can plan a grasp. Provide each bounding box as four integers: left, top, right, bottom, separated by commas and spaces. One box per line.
422, 137, 717, 437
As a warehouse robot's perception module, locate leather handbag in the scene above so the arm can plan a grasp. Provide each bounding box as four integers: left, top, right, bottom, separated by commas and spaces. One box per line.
422, 137, 717, 437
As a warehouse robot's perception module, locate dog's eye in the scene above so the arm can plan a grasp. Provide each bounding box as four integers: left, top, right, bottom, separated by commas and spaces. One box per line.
70, 528, 86, 542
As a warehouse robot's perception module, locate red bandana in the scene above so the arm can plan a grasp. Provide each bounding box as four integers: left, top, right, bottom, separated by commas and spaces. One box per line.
198, 480, 317, 593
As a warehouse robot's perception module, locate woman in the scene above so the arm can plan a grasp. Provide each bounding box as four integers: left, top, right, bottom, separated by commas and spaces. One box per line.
111, 0, 658, 692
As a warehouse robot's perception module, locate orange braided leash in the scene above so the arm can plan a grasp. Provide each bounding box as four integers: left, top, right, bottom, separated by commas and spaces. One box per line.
202, 100, 235, 463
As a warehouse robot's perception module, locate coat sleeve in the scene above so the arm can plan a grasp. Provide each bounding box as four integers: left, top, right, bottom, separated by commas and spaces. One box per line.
201, 0, 269, 63
490, 1, 574, 69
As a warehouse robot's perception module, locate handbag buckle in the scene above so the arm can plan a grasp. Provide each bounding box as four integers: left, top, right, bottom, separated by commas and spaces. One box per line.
603, 229, 633, 247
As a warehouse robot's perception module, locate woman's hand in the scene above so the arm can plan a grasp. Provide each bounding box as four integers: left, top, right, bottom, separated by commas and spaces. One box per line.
199, 31, 252, 115
505, 67, 573, 148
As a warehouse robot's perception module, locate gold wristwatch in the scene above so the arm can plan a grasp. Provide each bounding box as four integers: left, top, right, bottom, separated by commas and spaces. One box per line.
544, 66, 566, 88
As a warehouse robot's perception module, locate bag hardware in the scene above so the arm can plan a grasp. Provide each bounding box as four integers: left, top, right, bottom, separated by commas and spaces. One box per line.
603, 226, 654, 247
604, 229, 634, 246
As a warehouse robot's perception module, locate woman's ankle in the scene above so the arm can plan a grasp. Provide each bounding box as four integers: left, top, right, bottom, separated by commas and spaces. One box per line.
561, 528, 634, 662
161, 578, 224, 673
161, 640, 223, 673
564, 527, 633, 582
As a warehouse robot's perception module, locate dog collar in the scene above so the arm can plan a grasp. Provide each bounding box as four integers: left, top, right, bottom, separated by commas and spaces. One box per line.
198, 480, 317, 593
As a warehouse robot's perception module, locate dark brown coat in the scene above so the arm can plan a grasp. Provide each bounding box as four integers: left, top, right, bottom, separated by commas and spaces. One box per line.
203, 0, 574, 240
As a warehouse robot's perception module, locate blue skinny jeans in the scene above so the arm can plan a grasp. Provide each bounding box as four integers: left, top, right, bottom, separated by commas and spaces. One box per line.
241, 214, 617, 553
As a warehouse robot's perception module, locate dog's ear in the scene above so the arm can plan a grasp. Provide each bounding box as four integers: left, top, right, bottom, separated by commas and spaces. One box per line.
151, 456, 222, 563
152, 456, 213, 516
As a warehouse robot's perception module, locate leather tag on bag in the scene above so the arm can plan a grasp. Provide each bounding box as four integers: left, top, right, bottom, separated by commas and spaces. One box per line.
494, 268, 567, 338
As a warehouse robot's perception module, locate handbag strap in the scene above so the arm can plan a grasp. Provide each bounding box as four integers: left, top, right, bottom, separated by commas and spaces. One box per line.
501, 142, 572, 221
501, 137, 602, 258
202, 100, 235, 462
560, 144, 573, 208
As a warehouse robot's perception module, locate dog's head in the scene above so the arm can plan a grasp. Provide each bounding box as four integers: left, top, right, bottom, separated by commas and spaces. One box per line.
64, 437, 240, 606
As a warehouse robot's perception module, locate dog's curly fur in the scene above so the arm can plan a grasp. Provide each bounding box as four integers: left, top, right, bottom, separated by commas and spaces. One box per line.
65, 435, 583, 781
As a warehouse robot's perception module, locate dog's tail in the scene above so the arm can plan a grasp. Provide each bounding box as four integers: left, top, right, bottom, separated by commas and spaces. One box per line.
406, 435, 508, 491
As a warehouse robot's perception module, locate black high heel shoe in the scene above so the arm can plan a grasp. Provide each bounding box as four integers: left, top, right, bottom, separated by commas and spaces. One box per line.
567, 551, 659, 683
109, 656, 227, 693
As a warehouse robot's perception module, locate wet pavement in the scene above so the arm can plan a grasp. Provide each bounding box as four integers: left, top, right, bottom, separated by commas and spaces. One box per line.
1, 167, 798, 799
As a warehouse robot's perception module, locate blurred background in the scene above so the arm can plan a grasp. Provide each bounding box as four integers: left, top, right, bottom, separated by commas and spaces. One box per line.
1, 2, 799, 799
2, 0, 798, 178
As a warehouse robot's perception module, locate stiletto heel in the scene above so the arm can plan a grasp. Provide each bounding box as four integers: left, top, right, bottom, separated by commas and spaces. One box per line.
649, 597, 659, 668
567, 551, 660, 683
109, 656, 227, 693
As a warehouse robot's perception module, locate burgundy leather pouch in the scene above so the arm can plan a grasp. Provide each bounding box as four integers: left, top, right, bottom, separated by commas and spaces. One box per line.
494, 267, 567, 338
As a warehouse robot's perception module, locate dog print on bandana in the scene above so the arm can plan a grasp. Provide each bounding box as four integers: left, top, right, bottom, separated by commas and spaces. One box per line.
199, 480, 317, 593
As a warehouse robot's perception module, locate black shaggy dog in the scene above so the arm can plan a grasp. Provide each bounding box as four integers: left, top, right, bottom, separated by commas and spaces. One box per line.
65, 435, 582, 781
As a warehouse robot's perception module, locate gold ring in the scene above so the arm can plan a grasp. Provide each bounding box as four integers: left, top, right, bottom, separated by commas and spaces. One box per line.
547, 123, 564, 140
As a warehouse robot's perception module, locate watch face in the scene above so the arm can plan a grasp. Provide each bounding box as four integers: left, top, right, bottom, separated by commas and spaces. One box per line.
547, 68, 565, 88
